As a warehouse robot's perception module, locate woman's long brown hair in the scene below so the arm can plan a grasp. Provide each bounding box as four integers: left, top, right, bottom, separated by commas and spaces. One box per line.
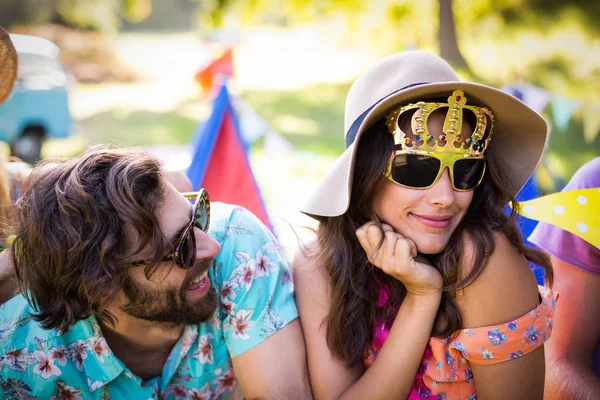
313, 119, 553, 367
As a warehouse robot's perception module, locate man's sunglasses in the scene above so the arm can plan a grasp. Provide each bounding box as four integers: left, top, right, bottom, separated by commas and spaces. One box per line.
128, 189, 210, 269
384, 152, 486, 191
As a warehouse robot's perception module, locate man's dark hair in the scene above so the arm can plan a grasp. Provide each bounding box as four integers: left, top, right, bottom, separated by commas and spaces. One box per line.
12, 145, 172, 331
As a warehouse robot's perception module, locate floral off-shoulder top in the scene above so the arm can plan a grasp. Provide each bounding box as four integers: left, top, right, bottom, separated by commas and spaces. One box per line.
363, 286, 557, 400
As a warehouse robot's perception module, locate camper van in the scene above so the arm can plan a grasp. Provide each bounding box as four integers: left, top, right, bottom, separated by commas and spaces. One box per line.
0, 33, 73, 163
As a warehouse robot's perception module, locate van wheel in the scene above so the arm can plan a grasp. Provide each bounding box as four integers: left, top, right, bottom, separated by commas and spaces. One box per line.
11, 127, 44, 164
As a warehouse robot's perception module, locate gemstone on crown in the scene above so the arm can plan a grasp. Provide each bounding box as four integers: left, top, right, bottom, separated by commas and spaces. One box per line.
385, 90, 494, 156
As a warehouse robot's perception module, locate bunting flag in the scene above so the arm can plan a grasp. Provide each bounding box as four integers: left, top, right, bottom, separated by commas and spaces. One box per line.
551, 95, 579, 132
507, 176, 546, 284
514, 188, 600, 249
510, 176, 541, 236
195, 47, 234, 94
236, 98, 270, 144
504, 83, 600, 141
583, 106, 600, 143
503, 83, 551, 113
263, 130, 293, 159
187, 84, 272, 229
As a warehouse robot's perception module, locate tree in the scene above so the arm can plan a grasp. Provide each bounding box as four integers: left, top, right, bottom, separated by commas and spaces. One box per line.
194, 0, 472, 69
438, 0, 468, 68
0, 0, 152, 32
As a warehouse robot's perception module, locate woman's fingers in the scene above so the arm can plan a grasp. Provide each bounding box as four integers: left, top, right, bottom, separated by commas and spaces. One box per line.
356, 222, 378, 264
357, 222, 388, 266
380, 223, 395, 233
356, 221, 413, 273
356, 221, 443, 295
395, 235, 418, 260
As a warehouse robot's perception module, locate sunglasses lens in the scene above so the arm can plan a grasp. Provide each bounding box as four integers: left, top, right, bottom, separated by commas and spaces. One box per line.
177, 230, 196, 269
390, 153, 441, 188
194, 194, 210, 232
454, 158, 486, 190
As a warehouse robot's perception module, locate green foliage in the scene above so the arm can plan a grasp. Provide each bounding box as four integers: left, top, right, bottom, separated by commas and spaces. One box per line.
55, 0, 121, 31
1, 0, 152, 31
538, 105, 600, 192
189, 0, 235, 31
516, 0, 600, 33
122, 0, 152, 23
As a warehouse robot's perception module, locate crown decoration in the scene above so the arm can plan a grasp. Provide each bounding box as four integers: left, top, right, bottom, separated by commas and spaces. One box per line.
385, 90, 495, 156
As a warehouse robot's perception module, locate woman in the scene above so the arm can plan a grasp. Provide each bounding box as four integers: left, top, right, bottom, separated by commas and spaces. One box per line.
294, 51, 555, 399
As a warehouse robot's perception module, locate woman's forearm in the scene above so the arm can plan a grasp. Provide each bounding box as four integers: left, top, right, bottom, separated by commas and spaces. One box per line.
338, 293, 441, 400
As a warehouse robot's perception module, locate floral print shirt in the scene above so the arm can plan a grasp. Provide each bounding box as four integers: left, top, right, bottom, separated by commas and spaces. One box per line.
0, 203, 298, 400
364, 286, 557, 400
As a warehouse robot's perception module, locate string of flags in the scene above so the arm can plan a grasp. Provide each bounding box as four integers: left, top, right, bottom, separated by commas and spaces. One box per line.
501, 84, 599, 285
503, 83, 600, 142
512, 188, 599, 249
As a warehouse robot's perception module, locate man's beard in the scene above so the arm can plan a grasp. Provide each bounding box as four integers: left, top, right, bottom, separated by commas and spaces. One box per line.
120, 258, 218, 326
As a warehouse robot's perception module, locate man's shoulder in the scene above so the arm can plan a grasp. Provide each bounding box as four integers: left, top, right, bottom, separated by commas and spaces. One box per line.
210, 202, 270, 245
210, 202, 242, 230
0, 294, 91, 356
0, 299, 110, 398
0, 295, 51, 354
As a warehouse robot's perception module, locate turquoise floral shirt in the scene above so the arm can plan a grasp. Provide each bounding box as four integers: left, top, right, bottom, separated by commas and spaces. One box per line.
0, 203, 298, 399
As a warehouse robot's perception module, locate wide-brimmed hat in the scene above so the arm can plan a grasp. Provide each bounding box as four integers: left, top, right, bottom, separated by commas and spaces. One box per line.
0, 27, 17, 106
300, 51, 547, 218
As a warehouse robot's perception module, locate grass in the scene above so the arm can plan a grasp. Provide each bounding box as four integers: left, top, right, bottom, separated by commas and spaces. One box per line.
42, 106, 200, 159
77, 108, 198, 146
41, 82, 212, 158
242, 82, 350, 156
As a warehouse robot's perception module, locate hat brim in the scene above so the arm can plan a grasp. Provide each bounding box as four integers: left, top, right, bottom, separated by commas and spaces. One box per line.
301, 82, 547, 217
0, 27, 18, 106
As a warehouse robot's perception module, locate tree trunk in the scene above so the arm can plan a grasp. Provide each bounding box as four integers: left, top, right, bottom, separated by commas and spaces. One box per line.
438, 0, 469, 69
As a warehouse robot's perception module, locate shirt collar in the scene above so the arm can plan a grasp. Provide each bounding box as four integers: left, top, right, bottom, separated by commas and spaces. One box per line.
75, 317, 125, 392
77, 317, 199, 393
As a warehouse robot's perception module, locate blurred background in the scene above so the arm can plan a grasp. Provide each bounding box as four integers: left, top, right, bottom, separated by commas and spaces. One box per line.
0, 0, 598, 251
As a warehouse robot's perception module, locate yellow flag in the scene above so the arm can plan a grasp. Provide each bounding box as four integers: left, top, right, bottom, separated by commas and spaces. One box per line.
583, 108, 600, 143
514, 188, 600, 249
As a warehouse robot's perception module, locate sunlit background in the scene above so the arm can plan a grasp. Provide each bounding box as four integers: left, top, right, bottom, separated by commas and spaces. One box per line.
0, 0, 598, 252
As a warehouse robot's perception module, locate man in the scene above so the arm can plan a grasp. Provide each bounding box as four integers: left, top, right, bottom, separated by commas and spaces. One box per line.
529, 158, 600, 400
0, 146, 310, 399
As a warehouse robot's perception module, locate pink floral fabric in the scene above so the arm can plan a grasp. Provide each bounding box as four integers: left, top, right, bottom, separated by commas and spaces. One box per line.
364, 286, 557, 399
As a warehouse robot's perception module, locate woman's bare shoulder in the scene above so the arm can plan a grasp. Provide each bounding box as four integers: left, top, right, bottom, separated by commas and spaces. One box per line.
455, 231, 540, 328
293, 238, 318, 269
293, 238, 332, 305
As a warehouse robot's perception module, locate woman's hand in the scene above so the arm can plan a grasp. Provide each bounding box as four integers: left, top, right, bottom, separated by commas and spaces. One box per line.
356, 221, 443, 298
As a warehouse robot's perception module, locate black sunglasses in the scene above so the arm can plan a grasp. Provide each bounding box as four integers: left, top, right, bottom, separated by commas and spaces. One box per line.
385, 152, 486, 191
128, 188, 210, 269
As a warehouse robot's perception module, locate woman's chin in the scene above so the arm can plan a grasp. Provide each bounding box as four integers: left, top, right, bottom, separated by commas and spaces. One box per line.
415, 240, 448, 255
